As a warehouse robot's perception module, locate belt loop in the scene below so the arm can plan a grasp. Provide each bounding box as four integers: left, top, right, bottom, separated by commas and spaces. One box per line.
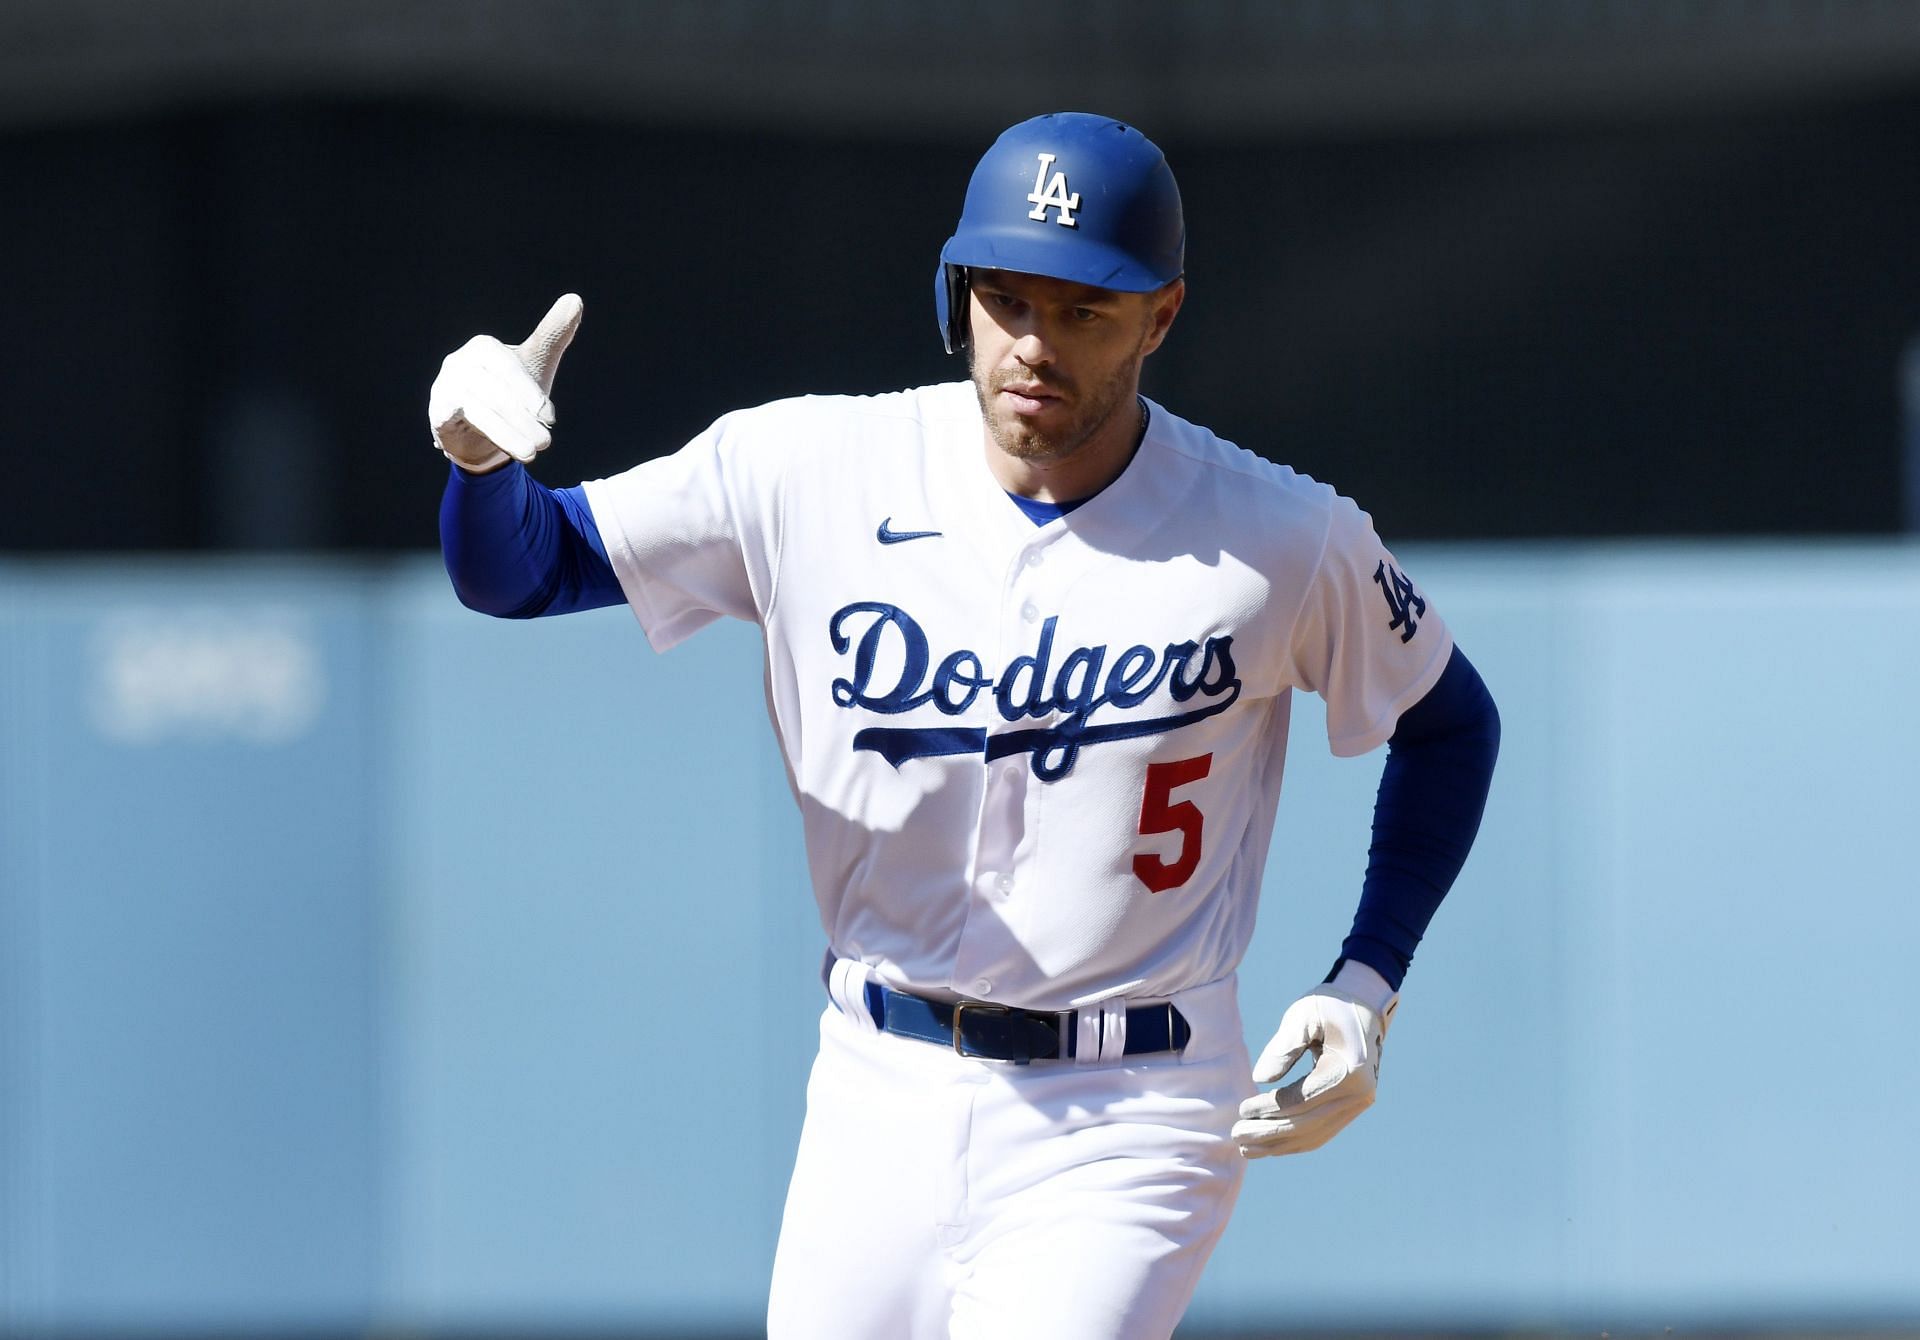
1073, 1008, 1102, 1067
1098, 999, 1128, 1062
827, 958, 881, 1035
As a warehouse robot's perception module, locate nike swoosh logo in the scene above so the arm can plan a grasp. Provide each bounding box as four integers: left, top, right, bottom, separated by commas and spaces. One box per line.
877, 518, 942, 545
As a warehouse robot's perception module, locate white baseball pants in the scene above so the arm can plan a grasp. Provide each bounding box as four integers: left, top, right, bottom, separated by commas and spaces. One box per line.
766, 972, 1250, 1340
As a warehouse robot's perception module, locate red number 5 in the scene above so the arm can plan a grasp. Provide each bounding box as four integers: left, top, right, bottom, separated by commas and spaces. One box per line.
1133, 754, 1213, 893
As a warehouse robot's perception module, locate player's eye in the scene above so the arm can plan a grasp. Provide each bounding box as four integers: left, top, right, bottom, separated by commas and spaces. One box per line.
1071, 307, 1101, 323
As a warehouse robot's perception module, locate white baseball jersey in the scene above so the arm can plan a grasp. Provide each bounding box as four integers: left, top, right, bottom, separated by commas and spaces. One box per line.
582, 380, 1450, 1010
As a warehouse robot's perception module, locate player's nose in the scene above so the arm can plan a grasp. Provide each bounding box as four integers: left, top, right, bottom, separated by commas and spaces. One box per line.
1010, 328, 1055, 368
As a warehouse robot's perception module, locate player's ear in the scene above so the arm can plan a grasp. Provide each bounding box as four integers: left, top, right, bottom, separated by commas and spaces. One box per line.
1138, 278, 1185, 358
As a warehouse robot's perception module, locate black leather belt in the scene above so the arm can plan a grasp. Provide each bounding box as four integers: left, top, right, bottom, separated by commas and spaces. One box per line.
863, 981, 1189, 1065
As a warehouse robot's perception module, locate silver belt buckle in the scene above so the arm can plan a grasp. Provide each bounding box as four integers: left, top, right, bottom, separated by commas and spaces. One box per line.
951, 1001, 1017, 1062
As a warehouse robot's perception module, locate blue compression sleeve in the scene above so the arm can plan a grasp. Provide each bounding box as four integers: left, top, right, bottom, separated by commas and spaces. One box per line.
1333, 645, 1501, 991
439, 461, 625, 618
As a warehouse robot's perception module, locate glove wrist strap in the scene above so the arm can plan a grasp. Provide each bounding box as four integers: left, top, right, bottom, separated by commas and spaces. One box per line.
1329, 959, 1396, 1018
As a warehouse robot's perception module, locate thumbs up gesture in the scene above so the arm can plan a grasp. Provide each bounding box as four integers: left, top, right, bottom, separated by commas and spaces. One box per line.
429, 294, 584, 473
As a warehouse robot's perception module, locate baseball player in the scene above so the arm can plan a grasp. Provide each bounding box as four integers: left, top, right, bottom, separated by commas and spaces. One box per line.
430, 113, 1499, 1340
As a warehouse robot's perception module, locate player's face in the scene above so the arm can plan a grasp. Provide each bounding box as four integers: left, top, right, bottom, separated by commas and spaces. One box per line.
966, 269, 1183, 484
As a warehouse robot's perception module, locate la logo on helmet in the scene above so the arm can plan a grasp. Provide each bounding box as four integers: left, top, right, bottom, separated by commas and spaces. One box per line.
1026, 153, 1081, 228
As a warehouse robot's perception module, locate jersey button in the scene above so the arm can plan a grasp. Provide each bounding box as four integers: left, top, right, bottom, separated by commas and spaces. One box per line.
1025, 551, 1045, 568
1020, 601, 1039, 622
973, 978, 994, 996
994, 874, 1014, 897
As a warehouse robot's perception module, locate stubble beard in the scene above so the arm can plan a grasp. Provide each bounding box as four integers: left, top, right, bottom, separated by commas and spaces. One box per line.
970, 351, 1141, 466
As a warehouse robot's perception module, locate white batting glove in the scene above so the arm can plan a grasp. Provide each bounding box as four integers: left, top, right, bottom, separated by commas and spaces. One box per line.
429, 293, 584, 473
1233, 960, 1398, 1159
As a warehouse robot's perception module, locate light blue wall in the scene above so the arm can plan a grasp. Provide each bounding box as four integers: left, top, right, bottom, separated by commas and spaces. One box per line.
0, 565, 383, 1334
2, 544, 1915, 1334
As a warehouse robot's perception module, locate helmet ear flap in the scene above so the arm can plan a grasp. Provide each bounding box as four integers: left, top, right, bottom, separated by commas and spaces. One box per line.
936, 262, 971, 356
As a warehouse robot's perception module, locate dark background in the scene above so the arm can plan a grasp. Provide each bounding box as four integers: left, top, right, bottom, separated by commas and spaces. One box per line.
4, 2, 1918, 552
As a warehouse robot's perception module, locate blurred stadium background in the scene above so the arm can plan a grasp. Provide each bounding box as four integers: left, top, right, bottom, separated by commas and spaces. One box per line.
2, 2, 1918, 1337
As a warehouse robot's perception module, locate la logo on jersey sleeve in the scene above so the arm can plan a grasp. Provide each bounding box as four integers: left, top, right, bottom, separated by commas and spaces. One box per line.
1372, 560, 1427, 643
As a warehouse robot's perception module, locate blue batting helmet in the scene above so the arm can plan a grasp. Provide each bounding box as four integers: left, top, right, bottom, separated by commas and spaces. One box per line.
935, 112, 1185, 354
